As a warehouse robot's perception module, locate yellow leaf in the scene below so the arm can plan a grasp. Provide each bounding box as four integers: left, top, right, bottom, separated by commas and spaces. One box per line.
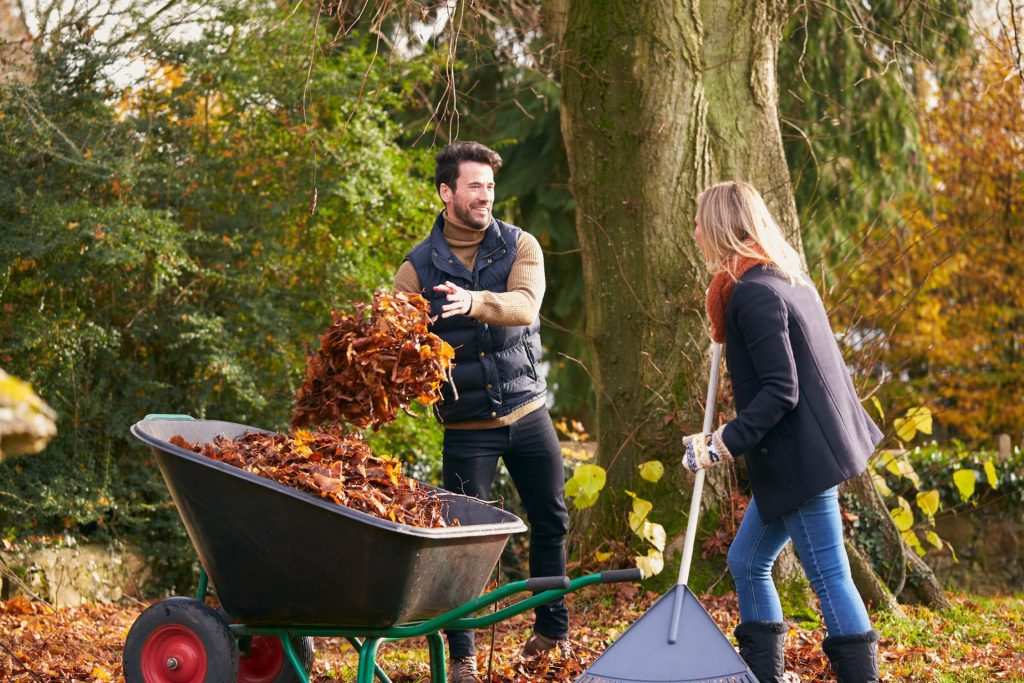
881, 451, 920, 487
640, 521, 667, 551
902, 529, 926, 556
91, 668, 111, 682
594, 550, 613, 562
292, 429, 314, 447
890, 497, 914, 532
925, 531, 943, 550
635, 548, 664, 578
870, 470, 892, 497
565, 464, 606, 510
984, 460, 998, 489
894, 407, 932, 441
626, 491, 653, 533
870, 396, 885, 422
906, 407, 932, 435
638, 460, 665, 483
916, 490, 941, 519
952, 469, 977, 503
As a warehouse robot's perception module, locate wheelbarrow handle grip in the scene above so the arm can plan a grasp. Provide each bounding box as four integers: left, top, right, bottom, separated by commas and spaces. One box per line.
599, 568, 644, 584
526, 576, 571, 592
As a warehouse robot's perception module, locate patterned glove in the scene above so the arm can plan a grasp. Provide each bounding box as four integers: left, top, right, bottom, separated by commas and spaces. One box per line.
682, 426, 733, 473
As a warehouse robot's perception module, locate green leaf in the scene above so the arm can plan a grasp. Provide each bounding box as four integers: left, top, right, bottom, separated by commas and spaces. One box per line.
890, 496, 914, 532
916, 490, 941, 519
635, 548, 664, 578
984, 460, 998, 489
952, 469, 977, 503
565, 464, 606, 510
638, 460, 664, 483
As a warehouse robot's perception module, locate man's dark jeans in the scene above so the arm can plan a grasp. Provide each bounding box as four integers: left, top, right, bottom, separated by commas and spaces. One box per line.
441, 406, 570, 658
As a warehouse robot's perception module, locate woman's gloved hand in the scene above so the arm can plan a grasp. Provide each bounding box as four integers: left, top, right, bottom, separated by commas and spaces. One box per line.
682, 426, 733, 473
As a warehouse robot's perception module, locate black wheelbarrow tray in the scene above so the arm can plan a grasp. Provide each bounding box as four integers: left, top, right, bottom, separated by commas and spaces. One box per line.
124, 415, 641, 683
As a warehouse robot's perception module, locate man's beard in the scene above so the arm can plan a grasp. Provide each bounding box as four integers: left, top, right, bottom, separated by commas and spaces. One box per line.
452, 200, 491, 229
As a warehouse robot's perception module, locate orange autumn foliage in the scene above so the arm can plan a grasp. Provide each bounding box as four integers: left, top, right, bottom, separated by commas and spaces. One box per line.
834, 37, 1024, 443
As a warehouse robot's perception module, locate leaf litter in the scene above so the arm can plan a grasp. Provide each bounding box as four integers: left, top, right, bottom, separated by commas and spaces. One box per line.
3, 590, 1023, 681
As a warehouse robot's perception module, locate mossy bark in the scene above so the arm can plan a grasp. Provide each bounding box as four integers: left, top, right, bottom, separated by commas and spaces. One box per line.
556, 0, 948, 611
558, 0, 795, 504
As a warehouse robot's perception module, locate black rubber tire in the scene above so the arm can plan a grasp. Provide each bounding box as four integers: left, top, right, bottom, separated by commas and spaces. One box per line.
218, 608, 315, 683
124, 596, 239, 683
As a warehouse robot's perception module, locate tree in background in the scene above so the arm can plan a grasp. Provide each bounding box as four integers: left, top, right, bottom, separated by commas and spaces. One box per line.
833, 34, 1024, 445
0, 0, 438, 588
778, 1, 969, 265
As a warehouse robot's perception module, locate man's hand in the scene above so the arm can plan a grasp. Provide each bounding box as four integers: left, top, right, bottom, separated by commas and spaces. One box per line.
434, 280, 473, 318
681, 427, 733, 473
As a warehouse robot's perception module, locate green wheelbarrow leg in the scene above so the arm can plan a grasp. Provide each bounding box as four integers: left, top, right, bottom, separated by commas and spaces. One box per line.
280, 635, 311, 683
346, 637, 392, 683
356, 638, 384, 683
426, 632, 446, 683
195, 567, 209, 601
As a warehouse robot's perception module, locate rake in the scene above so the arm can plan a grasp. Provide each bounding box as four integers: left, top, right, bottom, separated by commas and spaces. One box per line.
576, 342, 757, 683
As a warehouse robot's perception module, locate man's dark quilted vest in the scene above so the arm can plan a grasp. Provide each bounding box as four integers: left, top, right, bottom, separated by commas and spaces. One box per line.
405, 212, 546, 423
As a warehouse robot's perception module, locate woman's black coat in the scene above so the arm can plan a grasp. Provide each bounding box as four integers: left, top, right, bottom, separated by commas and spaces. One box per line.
719, 265, 883, 523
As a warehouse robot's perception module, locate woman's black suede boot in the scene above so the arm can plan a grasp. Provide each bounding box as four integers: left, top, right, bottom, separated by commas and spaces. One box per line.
734, 621, 787, 683
822, 630, 880, 683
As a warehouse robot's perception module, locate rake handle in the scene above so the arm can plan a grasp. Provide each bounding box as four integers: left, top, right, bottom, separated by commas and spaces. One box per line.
677, 342, 722, 587
667, 343, 723, 645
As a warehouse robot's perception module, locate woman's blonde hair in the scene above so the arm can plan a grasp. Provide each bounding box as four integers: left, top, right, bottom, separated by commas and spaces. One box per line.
695, 180, 805, 285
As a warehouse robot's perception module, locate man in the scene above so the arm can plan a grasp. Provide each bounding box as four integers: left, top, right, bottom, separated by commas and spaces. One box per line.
394, 141, 570, 683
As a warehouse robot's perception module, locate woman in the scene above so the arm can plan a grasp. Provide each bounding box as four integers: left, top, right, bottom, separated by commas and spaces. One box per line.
682, 181, 882, 683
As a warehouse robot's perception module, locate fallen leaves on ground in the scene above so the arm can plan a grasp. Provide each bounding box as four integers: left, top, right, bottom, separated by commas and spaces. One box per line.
291, 289, 455, 431
2, 589, 1022, 681
170, 428, 451, 528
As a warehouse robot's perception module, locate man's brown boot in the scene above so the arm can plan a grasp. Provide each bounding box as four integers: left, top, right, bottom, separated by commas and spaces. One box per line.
520, 633, 573, 659
448, 655, 480, 683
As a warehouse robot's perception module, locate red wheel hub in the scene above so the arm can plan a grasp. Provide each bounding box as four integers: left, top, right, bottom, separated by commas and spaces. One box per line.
238, 636, 285, 683
140, 624, 208, 683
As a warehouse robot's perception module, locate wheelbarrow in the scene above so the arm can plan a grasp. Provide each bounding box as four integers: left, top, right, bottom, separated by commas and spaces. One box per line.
124, 416, 641, 683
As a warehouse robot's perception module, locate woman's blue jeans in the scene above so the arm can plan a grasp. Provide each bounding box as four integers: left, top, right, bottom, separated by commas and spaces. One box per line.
727, 486, 872, 636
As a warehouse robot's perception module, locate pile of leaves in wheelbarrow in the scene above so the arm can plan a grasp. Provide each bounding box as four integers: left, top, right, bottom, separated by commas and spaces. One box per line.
169, 428, 450, 528
174, 289, 457, 529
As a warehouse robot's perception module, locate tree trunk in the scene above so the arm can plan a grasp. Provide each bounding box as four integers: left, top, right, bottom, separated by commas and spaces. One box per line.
556, 0, 950, 609
557, 0, 794, 511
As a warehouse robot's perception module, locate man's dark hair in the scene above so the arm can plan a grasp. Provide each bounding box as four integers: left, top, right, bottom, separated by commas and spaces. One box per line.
434, 141, 502, 191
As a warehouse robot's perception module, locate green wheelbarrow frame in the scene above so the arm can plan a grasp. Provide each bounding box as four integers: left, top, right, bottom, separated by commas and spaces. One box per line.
197, 566, 639, 683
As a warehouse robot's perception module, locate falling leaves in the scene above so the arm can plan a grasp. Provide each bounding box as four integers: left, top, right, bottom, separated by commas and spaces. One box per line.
170, 429, 452, 528
292, 289, 455, 431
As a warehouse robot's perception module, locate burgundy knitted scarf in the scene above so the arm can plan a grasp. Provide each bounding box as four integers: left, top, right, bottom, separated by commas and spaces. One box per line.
705, 248, 770, 343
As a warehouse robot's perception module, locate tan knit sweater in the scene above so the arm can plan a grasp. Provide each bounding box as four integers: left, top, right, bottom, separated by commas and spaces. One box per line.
393, 212, 547, 429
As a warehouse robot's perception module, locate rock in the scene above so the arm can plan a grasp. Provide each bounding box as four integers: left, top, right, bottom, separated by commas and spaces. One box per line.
2, 542, 150, 607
